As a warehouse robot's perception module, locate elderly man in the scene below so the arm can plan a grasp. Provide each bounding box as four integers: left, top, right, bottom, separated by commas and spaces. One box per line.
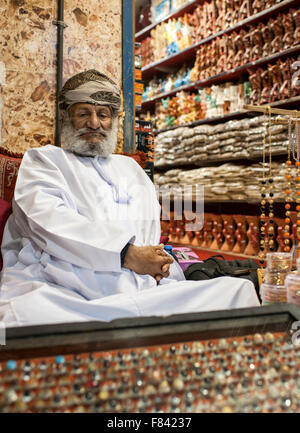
0, 70, 260, 327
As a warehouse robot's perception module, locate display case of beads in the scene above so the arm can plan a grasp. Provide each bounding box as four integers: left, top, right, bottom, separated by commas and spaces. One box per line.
0, 305, 299, 413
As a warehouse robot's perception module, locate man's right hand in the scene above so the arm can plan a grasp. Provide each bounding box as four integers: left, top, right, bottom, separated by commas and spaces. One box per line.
123, 244, 173, 280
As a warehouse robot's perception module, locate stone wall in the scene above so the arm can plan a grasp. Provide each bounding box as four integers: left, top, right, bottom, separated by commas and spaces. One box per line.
0, 0, 122, 156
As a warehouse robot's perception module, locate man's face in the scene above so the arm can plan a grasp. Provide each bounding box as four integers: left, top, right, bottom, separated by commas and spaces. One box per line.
69, 103, 113, 144
62, 102, 118, 158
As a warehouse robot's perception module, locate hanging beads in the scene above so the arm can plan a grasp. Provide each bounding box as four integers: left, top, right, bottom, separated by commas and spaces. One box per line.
284, 163, 292, 252
259, 114, 268, 265
268, 177, 275, 253
295, 116, 300, 252
284, 116, 293, 252
267, 107, 275, 253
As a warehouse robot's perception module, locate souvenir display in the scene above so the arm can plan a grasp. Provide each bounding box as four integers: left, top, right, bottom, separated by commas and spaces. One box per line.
151, 82, 250, 129
150, 0, 194, 24
140, 8, 299, 67
159, 212, 300, 257
142, 65, 192, 101
145, 56, 299, 130
154, 115, 289, 168
155, 161, 296, 202
139, 4, 300, 136
1, 0, 300, 417
0, 330, 299, 413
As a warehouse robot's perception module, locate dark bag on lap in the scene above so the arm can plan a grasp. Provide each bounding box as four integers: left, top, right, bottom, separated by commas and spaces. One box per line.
184, 255, 260, 300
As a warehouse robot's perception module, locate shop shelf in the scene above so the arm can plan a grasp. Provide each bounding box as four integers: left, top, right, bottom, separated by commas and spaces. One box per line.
135, 0, 199, 42
155, 151, 288, 172
152, 110, 248, 127
141, 0, 299, 79
155, 153, 288, 170
142, 46, 300, 108
136, 0, 299, 43
152, 96, 300, 135
158, 194, 286, 204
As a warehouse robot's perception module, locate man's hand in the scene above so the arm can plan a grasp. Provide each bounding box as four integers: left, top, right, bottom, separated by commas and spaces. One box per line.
154, 262, 170, 284
123, 244, 173, 281
154, 244, 172, 284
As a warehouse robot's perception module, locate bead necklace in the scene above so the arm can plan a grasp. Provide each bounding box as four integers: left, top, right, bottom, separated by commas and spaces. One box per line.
267, 107, 275, 253
284, 115, 292, 253
259, 113, 268, 265
294, 114, 300, 258
259, 108, 276, 265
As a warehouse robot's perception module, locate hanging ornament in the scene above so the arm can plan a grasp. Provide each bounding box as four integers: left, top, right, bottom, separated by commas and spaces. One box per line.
284, 114, 293, 253
294, 114, 300, 257
267, 107, 275, 253
259, 113, 268, 265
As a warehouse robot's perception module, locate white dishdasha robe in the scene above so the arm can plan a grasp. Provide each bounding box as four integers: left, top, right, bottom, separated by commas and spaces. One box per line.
0, 145, 260, 327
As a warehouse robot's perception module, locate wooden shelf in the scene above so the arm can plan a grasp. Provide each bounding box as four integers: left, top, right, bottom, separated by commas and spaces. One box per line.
152, 96, 300, 134
142, 45, 300, 106
155, 151, 288, 171
157, 149, 288, 166
135, 0, 199, 42
159, 199, 288, 218
141, 0, 300, 79
153, 111, 247, 133
205, 199, 286, 204
136, 0, 298, 43
158, 196, 287, 204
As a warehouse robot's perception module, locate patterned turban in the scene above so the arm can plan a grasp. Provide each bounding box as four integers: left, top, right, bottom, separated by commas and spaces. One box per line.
58, 69, 121, 117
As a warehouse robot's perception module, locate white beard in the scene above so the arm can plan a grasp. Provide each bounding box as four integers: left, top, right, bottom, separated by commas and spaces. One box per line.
61, 118, 118, 158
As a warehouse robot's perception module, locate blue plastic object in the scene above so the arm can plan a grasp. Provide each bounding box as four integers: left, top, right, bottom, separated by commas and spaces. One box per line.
164, 245, 179, 262
6, 360, 17, 370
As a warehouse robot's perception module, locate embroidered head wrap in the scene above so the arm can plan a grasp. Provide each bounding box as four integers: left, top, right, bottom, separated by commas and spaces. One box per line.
58, 69, 121, 117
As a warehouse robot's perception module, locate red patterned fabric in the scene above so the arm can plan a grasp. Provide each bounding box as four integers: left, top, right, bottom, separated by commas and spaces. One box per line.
0, 198, 12, 271
0, 154, 22, 203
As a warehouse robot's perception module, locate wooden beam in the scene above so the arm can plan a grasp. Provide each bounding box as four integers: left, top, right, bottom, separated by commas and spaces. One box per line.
244, 104, 300, 117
